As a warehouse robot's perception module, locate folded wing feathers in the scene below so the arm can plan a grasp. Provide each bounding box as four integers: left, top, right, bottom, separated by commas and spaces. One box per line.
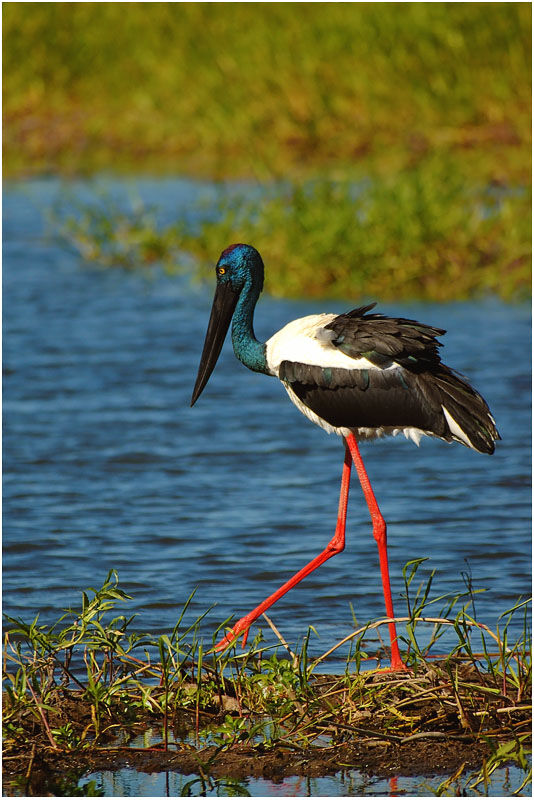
325, 307, 445, 366
280, 305, 500, 454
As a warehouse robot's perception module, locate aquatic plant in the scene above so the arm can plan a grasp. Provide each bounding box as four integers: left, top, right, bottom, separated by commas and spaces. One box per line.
47, 167, 530, 301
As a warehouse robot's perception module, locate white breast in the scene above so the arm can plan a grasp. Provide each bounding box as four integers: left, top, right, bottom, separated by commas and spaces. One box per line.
265, 314, 378, 374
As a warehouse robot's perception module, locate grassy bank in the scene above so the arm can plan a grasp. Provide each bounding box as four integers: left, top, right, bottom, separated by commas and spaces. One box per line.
4, 3, 531, 300
3, 3, 530, 181
3, 570, 531, 795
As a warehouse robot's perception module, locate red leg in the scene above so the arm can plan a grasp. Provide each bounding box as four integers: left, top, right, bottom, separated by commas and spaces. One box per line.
345, 432, 405, 670
215, 443, 353, 650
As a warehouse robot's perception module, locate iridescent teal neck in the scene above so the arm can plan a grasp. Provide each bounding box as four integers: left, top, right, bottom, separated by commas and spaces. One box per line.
231, 283, 269, 375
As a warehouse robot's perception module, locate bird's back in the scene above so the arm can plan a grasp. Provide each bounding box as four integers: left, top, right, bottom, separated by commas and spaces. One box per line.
267, 305, 499, 454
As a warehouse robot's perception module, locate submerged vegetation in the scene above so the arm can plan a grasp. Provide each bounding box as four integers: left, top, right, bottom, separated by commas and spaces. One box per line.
4, 3, 531, 300
3, 568, 531, 796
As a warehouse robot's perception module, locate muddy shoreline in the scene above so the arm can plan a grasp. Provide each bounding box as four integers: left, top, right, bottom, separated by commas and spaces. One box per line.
4, 594, 531, 797
4, 735, 496, 795
4, 689, 530, 797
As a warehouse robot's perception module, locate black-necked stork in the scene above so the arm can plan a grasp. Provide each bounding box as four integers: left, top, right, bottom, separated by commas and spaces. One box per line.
191, 243, 500, 669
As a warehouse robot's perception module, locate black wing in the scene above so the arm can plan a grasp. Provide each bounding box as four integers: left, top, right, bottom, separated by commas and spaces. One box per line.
279, 305, 499, 454
324, 303, 445, 371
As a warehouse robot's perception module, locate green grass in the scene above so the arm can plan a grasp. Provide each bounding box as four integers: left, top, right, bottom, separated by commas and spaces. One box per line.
3, 3, 530, 182
3, 568, 532, 796
49, 164, 530, 300
4, 3, 531, 300
181, 167, 530, 301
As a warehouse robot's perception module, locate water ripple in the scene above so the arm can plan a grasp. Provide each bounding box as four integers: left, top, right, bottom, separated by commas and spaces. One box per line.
3, 178, 531, 655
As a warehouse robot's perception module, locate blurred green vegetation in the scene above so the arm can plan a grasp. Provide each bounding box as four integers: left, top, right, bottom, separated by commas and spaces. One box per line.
4, 2, 531, 299
4, 3, 530, 180
53, 163, 530, 301
185, 167, 530, 301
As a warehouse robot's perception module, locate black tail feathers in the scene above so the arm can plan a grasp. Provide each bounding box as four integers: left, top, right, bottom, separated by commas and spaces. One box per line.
433, 366, 500, 454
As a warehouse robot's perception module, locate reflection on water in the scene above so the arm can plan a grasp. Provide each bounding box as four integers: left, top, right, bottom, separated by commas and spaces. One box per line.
81, 726, 530, 796
83, 762, 529, 797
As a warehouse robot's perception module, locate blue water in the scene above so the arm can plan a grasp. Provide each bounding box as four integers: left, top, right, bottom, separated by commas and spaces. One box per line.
3, 178, 531, 666
3, 177, 531, 797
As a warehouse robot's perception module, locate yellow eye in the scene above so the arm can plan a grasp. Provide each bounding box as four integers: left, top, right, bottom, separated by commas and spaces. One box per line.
217, 267, 226, 275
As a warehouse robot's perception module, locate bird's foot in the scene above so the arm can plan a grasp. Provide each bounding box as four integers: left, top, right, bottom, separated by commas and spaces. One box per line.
213, 616, 253, 652
381, 661, 410, 673
375, 652, 410, 672
389, 642, 411, 671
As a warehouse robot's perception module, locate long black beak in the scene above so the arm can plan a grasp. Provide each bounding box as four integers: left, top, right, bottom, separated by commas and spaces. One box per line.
191, 282, 240, 406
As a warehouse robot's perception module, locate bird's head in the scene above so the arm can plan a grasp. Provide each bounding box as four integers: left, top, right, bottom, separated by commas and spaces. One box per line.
190, 244, 264, 406
214, 243, 264, 295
